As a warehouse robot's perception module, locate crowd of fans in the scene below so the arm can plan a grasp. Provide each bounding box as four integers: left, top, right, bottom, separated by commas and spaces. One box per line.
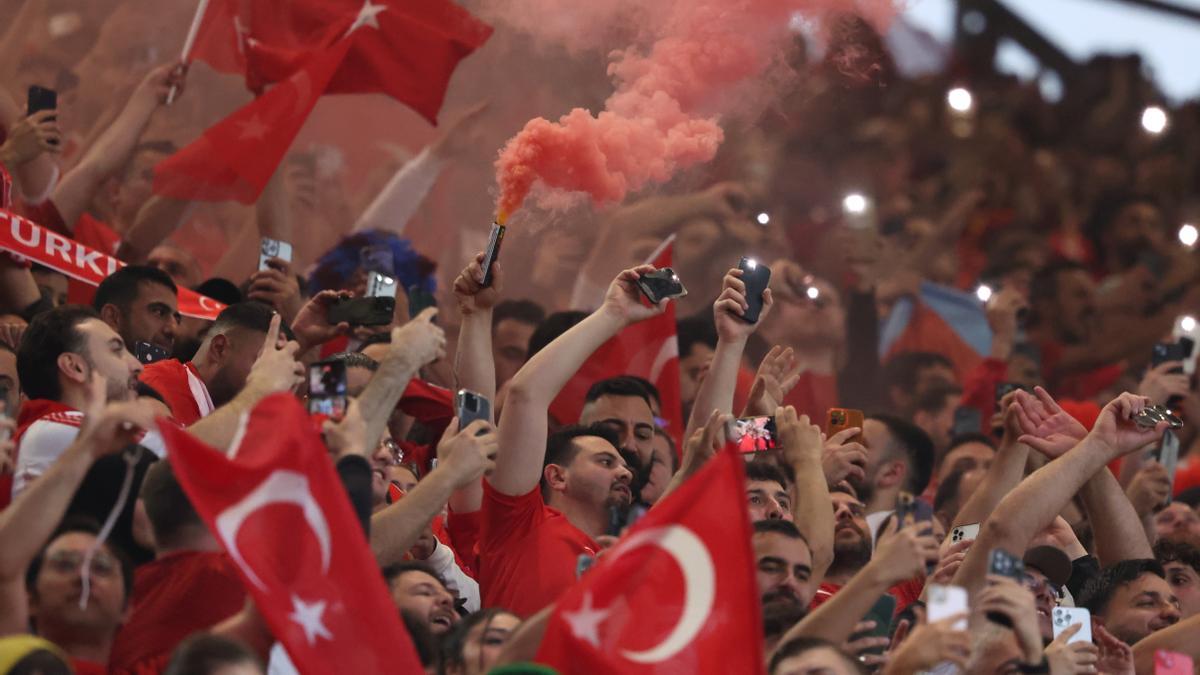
1, 2, 1200, 675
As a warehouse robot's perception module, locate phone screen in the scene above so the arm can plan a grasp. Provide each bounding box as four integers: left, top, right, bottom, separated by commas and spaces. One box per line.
729, 416, 778, 453
307, 361, 347, 419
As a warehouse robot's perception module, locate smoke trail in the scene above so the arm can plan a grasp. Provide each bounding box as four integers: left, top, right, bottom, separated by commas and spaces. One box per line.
493, 0, 896, 220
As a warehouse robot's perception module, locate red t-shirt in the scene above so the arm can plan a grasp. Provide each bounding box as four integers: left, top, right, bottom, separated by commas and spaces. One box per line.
109, 551, 246, 674
139, 360, 209, 426
444, 510, 482, 578
809, 579, 915, 616
1038, 339, 1124, 403
478, 481, 599, 617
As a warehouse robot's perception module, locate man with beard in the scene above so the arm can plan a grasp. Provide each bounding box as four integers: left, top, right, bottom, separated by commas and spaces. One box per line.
479, 266, 660, 617
854, 415, 935, 542
753, 520, 815, 639
11, 306, 154, 501
811, 489, 875, 608
383, 562, 460, 638
92, 266, 180, 356
1079, 559, 1181, 644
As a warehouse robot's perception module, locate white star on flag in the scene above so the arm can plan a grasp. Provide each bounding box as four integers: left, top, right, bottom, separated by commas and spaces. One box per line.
562, 591, 611, 648
236, 116, 268, 141
288, 595, 333, 645
344, 0, 386, 38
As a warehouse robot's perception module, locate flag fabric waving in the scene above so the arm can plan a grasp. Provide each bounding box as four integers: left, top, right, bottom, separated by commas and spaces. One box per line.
549, 237, 685, 447
535, 443, 764, 674
157, 393, 422, 674
187, 0, 493, 124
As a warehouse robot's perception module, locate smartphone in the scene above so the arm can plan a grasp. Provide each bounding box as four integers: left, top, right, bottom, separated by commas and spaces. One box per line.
326, 296, 395, 326
948, 523, 980, 545
480, 223, 505, 288
826, 408, 865, 446
635, 268, 688, 305
737, 257, 771, 323
359, 244, 394, 277
133, 341, 170, 365
1157, 430, 1180, 506
952, 406, 983, 436
307, 360, 347, 420
27, 85, 57, 116
258, 238, 293, 272
727, 416, 778, 453
1155, 650, 1195, 675
854, 594, 896, 657
455, 389, 492, 428
1153, 342, 1189, 375
367, 271, 398, 299
987, 548, 1025, 627
1051, 607, 1092, 644
926, 584, 968, 630
407, 285, 437, 319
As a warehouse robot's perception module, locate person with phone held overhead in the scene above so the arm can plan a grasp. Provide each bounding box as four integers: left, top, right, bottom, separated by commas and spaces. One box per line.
0, 86, 60, 203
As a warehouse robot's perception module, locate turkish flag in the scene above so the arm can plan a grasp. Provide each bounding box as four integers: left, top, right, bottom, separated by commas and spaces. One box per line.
189, 0, 492, 124
154, 35, 352, 204
535, 443, 764, 673
549, 237, 684, 447
157, 394, 422, 674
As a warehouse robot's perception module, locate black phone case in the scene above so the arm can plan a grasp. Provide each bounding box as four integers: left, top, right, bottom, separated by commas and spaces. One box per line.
737, 259, 771, 323
635, 268, 685, 304
481, 224, 505, 288
327, 296, 395, 326
27, 85, 57, 115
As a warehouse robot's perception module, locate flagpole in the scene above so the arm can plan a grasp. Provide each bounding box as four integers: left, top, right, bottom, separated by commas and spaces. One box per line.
167, 0, 211, 105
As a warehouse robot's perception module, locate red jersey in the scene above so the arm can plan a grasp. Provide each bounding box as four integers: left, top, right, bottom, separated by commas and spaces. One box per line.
1038, 339, 1124, 402
109, 551, 245, 674
478, 482, 599, 617
139, 360, 213, 426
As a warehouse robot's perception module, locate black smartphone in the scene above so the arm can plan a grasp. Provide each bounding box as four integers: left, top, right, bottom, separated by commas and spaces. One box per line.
952, 406, 983, 437
27, 85, 57, 116
455, 389, 492, 429
1153, 342, 1188, 374
134, 341, 170, 365
727, 416, 778, 453
307, 360, 348, 420
407, 285, 437, 319
986, 547, 1025, 627
635, 268, 687, 305
853, 594, 897, 657
326, 296, 396, 326
481, 223, 505, 288
737, 257, 771, 323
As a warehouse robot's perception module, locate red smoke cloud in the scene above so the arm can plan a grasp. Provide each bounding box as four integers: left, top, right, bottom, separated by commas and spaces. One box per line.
494, 0, 895, 220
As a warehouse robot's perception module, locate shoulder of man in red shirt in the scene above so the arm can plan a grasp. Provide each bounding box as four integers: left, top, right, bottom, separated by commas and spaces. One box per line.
138, 360, 200, 426
478, 480, 598, 617
109, 551, 245, 672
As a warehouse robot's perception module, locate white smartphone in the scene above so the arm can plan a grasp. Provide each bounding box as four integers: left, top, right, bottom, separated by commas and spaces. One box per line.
259, 238, 293, 271
948, 523, 980, 545
927, 584, 968, 630
1051, 607, 1092, 644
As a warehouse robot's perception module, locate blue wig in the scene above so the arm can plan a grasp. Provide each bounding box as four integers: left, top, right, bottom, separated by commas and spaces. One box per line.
307, 230, 437, 296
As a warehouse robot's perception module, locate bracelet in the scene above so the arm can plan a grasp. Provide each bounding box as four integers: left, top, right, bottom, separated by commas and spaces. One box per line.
1015, 657, 1049, 674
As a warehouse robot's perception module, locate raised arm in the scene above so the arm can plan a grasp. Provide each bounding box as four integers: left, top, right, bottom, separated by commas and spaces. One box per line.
685, 267, 773, 438
1131, 611, 1200, 674
447, 253, 502, 513
777, 406, 835, 580
951, 392, 1167, 596
0, 389, 156, 634
951, 395, 1031, 528
370, 419, 495, 565
489, 266, 667, 497
354, 308, 445, 450
51, 63, 181, 230
0, 89, 60, 201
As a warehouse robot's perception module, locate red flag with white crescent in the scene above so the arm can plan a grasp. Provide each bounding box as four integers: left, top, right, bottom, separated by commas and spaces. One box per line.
549, 237, 684, 447
534, 444, 764, 674
157, 394, 422, 674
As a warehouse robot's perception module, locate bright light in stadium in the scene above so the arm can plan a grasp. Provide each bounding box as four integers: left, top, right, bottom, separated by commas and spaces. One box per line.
1179, 223, 1198, 247
843, 193, 868, 215
947, 87, 973, 113
1142, 106, 1168, 134
975, 284, 993, 303
806, 286, 820, 300
756, 212, 770, 226
1181, 315, 1197, 333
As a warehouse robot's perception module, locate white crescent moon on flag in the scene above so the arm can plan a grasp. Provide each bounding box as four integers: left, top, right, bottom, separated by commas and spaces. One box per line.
215, 470, 332, 590
610, 525, 714, 663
